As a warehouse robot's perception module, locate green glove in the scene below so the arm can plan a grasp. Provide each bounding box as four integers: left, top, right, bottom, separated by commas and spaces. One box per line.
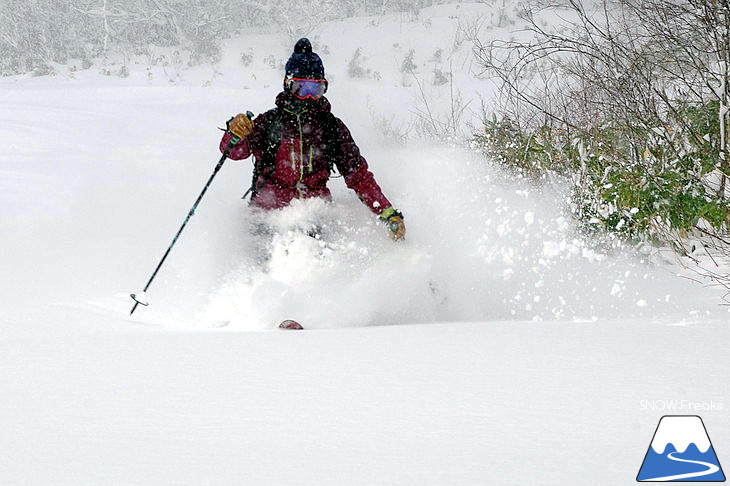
380, 207, 406, 241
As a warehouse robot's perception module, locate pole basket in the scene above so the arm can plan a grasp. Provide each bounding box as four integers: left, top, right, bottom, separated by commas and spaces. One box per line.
130, 292, 149, 307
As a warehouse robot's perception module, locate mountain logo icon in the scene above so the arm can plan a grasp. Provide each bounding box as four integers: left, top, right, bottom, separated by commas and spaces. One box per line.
637, 415, 725, 482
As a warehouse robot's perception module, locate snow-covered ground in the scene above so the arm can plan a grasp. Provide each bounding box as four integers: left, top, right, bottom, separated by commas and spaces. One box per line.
3, 320, 729, 485
1, 3, 728, 485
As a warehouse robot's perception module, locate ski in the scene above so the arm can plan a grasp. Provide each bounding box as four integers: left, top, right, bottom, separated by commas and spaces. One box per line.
279, 320, 304, 330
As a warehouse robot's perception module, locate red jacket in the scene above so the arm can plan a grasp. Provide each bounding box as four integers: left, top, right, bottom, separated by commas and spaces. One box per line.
221, 92, 392, 214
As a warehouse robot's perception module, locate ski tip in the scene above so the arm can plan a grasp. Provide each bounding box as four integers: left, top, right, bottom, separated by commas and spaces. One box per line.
279, 320, 304, 330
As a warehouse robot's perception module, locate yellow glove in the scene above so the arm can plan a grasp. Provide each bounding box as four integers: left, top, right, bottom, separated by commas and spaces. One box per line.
380, 207, 406, 241
227, 113, 254, 139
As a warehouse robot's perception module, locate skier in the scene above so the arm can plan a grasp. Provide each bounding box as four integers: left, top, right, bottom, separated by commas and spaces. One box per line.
220, 37, 406, 241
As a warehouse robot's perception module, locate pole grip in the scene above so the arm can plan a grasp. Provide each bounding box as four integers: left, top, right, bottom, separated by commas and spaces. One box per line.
225, 111, 255, 150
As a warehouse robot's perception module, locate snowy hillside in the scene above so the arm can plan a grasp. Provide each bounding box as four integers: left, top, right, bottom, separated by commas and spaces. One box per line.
1, 3, 728, 485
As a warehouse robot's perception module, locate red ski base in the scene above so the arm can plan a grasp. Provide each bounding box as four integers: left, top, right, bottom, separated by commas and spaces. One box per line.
279, 320, 304, 330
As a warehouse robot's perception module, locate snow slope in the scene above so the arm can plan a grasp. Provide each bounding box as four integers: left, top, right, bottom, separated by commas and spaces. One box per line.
1, 3, 728, 485
2, 320, 729, 485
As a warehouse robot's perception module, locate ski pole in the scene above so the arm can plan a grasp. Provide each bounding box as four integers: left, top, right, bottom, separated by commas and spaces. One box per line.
130, 112, 253, 315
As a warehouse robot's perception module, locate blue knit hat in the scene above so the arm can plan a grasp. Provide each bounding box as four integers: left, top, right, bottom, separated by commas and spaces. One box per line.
285, 38, 325, 79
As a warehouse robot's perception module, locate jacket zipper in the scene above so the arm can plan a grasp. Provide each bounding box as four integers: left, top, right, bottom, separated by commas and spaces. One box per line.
284, 109, 314, 183
296, 113, 305, 182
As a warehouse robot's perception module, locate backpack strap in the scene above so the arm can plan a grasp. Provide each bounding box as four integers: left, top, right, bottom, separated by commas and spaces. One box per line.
322, 112, 339, 174
250, 108, 282, 198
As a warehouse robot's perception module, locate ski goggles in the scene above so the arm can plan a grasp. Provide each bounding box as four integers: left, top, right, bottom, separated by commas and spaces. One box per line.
289, 77, 327, 100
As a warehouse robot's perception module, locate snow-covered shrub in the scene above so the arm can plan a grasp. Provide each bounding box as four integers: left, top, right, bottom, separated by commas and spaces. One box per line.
432, 68, 449, 86
240, 51, 254, 67
400, 49, 418, 74
188, 37, 221, 66
474, 0, 730, 254
347, 48, 370, 79
369, 111, 412, 146
476, 102, 729, 244
264, 54, 284, 71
